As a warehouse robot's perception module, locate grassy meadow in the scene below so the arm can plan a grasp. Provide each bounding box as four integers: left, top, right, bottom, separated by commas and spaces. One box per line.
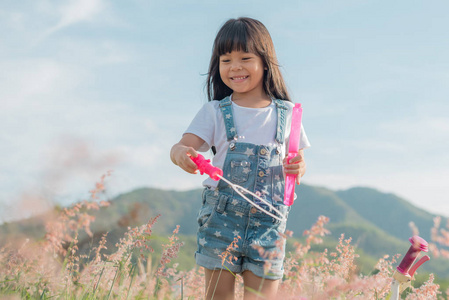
1, 174, 448, 299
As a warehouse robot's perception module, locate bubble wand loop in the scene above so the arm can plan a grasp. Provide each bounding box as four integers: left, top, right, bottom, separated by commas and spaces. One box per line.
190, 154, 287, 222
284, 103, 303, 206
218, 176, 286, 222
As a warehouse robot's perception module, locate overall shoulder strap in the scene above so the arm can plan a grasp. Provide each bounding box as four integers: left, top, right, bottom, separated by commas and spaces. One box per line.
219, 96, 237, 141
273, 99, 288, 144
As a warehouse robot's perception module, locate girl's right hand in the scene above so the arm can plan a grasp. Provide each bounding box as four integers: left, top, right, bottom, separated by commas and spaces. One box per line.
170, 133, 206, 174
170, 143, 199, 174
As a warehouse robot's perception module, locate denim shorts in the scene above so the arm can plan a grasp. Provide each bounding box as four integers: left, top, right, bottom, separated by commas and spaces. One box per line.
195, 189, 290, 280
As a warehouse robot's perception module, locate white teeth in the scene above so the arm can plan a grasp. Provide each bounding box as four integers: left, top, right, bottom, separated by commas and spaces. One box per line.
232, 76, 248, 80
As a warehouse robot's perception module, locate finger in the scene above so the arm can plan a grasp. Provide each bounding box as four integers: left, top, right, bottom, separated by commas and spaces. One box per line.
284, 163, 300, 170
288, 154, 303, 164
284, 169, 300, 175
186, 147, 198, 158
285, 169, 300, 176
189, 159, 200, 172
283, 156, 299, 165
183, 157, 199, 173
283, 157, 295, 165
185, 164, 199, 174
296, 175, 301, 185
188, 163, 199, 173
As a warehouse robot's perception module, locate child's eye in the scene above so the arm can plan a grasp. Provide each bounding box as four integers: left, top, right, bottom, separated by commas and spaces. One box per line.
220, 59, 230, 63
242, 57, 252, 61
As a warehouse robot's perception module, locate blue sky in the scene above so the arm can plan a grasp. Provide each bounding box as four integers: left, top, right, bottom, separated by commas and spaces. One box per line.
1, 0, 448, 222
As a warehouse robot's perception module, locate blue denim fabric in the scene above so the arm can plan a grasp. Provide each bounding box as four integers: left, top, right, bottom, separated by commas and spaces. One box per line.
195, 97, 291, 280
196, 189, 290, 280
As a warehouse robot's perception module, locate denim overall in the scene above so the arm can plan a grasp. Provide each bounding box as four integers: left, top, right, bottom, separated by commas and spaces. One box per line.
195, 96, 291, 280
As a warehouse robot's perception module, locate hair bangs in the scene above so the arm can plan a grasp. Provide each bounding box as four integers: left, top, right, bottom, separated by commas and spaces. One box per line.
215, 22, 257, 56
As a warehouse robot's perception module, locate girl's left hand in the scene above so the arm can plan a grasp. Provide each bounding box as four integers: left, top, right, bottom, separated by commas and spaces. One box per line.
283, 149, 306, 185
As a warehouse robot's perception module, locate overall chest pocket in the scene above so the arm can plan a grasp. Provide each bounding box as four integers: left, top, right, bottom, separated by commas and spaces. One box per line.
230, 160, 251, 184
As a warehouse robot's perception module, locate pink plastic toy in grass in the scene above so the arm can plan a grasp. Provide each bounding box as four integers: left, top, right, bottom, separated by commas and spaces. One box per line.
190, 154, 223, 181
391, 235, 431, 299
397, 235, 430, 276
284, 103, 303, 206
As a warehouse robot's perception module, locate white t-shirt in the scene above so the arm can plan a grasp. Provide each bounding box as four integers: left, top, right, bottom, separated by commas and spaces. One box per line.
185, 99, 311, 188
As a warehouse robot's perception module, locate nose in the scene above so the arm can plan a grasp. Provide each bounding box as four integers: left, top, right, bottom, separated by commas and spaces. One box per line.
230, 62, 242, 71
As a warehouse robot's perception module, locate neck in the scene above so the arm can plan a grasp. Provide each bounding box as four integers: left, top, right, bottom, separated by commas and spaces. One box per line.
231, 92, 271, 108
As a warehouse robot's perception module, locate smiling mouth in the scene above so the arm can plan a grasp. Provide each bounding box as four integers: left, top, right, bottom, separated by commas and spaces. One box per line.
231, 75, 249, 80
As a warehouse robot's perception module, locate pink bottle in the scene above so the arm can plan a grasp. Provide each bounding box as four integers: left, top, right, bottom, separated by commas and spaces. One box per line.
284, 103, 303, 206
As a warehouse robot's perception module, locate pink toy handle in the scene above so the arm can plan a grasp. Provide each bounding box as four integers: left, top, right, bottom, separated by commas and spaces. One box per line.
409, 255, 430, 277
397, 235, 429, 276
284, 103, 303, 206
190, 154, 223, 181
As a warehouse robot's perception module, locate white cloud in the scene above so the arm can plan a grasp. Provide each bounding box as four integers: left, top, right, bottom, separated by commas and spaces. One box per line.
0, 59, 87, 110
48, 38, 133, 66
347, 139, 406, 153
115, 144, 162, 168
381, 117, 449, 135
383, 63, 449, 84
42, 0, 106, 37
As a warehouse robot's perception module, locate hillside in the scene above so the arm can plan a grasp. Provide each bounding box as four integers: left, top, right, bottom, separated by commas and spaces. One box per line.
1, 184, 448, 279
336, 187, 436, 242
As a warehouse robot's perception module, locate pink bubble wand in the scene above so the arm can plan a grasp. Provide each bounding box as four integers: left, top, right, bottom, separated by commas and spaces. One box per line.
191, 154, 287, 222
396, 235, 429, 276
390, 235, 430, 299
284, 103, 303, 206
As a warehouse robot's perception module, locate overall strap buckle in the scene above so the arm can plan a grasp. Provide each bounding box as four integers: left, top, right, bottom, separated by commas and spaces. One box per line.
273, 99, 288, 144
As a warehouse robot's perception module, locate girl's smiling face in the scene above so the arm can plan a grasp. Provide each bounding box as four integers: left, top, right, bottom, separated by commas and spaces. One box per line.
219, 50, 266, 100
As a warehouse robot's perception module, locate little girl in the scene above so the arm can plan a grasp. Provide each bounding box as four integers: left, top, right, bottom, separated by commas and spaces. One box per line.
170, 17, 310, 299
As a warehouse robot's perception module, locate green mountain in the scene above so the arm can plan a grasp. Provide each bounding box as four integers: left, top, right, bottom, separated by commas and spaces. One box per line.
288, 185, 440, 255
1, 184, 448, 279
336, 187, 436, 242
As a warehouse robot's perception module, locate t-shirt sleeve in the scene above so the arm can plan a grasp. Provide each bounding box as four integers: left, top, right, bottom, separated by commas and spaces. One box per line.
299, 124, 311, 149
184, 103, 215, 152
